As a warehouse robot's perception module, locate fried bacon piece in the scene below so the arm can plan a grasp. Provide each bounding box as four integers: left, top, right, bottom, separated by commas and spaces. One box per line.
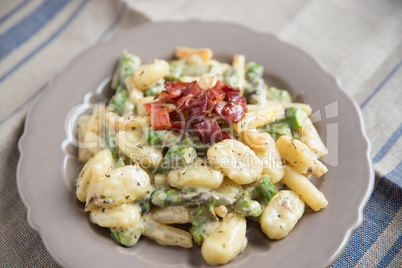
182, 82, 203, 97
144, 103, 172, 130
188, 95, 208, 120
143, 80, 245, 143
223, 94, 247, 124
169, 95, 192, 121
156, 81, 188, 102
195, 119, 223, 144
171, 121, 190, 136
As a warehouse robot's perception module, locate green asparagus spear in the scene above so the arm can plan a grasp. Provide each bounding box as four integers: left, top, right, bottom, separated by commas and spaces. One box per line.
147, 129, 183, 146
183, 135, 208, 155
114, 157, 125, 168
246, 61, 264, 76
189, 219, 222, 246
147, 129, 165, 145
147, 164, 170, 174
164, 145, 196, 166
147, 132, 197, 171
256, 175, 277, 203
265, 123, 293, 141
264, 107, 308, 140
189, 226, 205, 246
291, 128, 300, 139
182, 63, 211, 77
109, 52, 139, 116
246, 73, 265, 90
165, 60, 185, 81
244, 61, 266, 104
234, 199, 263, 218
144, 79, 165, 97
151, 187, 234, 209
223, 68, 239, 87
109, 89, 134, 116
111, 51, 141, 90
109, 89, 126, 113
104, 133, 118, 158
285, 107, 309, 128
189, 201, 219, 246
111, 225, 143, 247
136, 190, 153, 215
267, 87, 292, 103
147, 127, 204, 150
190, 201, 216, 227
189, 202, 218, 246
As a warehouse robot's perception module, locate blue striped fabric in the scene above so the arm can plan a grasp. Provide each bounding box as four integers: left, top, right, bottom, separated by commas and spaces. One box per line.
373, 124, 402, 164
386, 161, 402, 187
0, 0, 30, 24
0, 1, 400, 267
0, 0, 124, 126
0, 0, 88, 84
0, 0, 125, 127
377, 235, 402, 267
360, 60, 402, 109
95, 3, 127, 42
329, 57, 402, 267
0, 0, 70, 61
331, 179, 402, 267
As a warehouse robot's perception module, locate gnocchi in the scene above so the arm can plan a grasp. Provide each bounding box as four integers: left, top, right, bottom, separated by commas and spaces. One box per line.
90, 204, 141, 230
207, 139, 263, 184
260, 190, 305, 239
201, 213, 247, 265
131, 59, 170, 90
233, 104, 284, 133
276, 135, 328, 177
116, 130, 163, 167
241, 129, 284, 184
86, 165, 151, 209
295, 117, 328, 157
168, 158, 224, 189
282, 165, 328, 211
174, 47, 213, 62
76, 149, 113, 202
77, 104, 106, 162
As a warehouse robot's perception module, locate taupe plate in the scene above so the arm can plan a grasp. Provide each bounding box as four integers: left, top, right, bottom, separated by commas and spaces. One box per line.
17, 21, 373, 268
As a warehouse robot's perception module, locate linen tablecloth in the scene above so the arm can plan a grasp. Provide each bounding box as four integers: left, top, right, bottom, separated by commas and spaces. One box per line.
0, 0, 400, 267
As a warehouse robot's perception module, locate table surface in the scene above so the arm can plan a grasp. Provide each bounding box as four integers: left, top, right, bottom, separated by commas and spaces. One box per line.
0, 0, 401, 267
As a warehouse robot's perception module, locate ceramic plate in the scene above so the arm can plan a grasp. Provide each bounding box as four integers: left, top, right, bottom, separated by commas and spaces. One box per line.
17, 21, 373, 268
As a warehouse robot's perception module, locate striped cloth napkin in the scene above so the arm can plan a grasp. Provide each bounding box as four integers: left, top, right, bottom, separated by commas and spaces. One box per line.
0, 0, 400, 267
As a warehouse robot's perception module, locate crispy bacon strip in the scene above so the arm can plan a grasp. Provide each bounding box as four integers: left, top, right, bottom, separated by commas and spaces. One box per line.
194, 119, 223, 144
171, 121, 190, 136
182, 82, 203, 97
145, 80, 246, 143
169, 95, 192, 121
188, 95, 208, 120
156, 81, 189, 102
222, 90, 247, 123
213, 101, 226, 116
149, 105, 171, 130
213, 80, 226, 91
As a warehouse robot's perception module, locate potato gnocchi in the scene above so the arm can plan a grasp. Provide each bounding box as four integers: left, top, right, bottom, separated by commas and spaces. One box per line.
75, 47, 329, 265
